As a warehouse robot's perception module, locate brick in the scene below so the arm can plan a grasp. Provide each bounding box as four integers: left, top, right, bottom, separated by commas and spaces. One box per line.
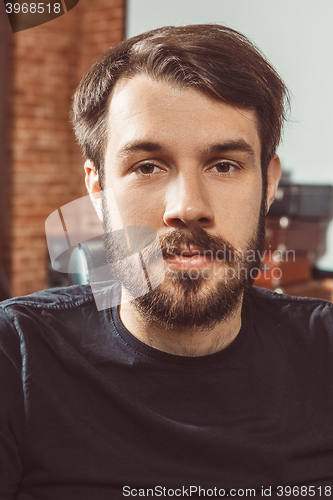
5, 0, 124, 296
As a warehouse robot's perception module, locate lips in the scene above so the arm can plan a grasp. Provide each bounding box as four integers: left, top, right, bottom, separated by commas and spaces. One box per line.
172, 246, 205, 257
164, 246, 214, 269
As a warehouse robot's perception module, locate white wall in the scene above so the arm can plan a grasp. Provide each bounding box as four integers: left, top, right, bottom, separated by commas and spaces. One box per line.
127, 0, 333, 271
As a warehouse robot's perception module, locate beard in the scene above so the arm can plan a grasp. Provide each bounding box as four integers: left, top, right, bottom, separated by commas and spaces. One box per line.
102, 189, 267, 333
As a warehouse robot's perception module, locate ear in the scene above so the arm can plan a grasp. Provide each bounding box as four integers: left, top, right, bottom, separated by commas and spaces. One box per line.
266, 154, 282, 213
84, 160, 103, 221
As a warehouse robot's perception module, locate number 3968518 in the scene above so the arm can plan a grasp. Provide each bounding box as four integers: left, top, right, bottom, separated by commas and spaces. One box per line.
5, 3, 61, 14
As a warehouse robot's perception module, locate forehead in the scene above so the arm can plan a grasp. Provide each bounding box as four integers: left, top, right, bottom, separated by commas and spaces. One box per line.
106, 74, 261, 158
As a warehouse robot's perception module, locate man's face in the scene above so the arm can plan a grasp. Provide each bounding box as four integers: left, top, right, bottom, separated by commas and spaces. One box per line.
101, 74, 271, 330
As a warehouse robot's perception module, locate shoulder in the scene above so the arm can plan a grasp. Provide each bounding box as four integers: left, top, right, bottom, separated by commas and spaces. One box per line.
0, 285, 96, 346
0, 285, 101, 372
244, 288, 333, 384
246, 286, 333, 314
0, 284, 95, 314
245, 286, 333, 340
247, 285, 332, 307
0, 284, 94, 330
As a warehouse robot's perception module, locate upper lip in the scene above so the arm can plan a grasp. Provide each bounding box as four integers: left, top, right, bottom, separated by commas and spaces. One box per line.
168, 246, 205, 256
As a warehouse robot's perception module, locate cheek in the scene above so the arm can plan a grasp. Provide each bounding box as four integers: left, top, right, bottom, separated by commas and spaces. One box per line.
110, 182, 163, 228
214, 182, 262, 248
237, 188, 262, 240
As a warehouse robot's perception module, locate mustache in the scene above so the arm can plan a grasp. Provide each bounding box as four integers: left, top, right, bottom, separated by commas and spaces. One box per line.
160, 227, 239, 261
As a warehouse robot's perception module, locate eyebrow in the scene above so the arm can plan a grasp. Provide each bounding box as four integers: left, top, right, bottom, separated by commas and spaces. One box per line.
118, 141, 164, 157
117, 139, 256, 160
200, 140, 256, 159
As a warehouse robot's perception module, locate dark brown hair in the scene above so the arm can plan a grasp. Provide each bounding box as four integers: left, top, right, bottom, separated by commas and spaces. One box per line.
71, 24, 289, 186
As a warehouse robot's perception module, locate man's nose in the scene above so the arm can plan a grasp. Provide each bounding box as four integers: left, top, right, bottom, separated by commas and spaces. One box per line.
163, 173, 215, 229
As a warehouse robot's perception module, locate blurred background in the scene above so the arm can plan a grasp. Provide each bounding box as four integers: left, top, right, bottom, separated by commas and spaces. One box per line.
0, 0, 125, 298
0, 0, 332, 300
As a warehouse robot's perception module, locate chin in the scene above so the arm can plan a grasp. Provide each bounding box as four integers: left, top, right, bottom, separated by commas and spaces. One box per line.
130, 266, 247, 332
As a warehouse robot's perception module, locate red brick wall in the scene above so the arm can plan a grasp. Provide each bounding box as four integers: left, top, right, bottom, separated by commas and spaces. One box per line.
78, 0, 125, 73
3, 0, 125, 296
0, 9, 9, 291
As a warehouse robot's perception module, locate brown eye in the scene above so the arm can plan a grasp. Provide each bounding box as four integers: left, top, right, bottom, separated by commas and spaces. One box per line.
138, 163, 159, 174
212, 162, 236, 173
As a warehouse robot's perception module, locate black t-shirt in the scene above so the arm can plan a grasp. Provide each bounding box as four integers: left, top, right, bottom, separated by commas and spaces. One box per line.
0, 285, 333, 499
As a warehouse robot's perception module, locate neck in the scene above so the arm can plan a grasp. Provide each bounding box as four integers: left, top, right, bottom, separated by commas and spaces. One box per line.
118, 296, 243, 357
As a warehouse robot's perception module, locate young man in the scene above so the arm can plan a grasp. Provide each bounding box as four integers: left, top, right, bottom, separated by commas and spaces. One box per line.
0, 25, 332, 499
